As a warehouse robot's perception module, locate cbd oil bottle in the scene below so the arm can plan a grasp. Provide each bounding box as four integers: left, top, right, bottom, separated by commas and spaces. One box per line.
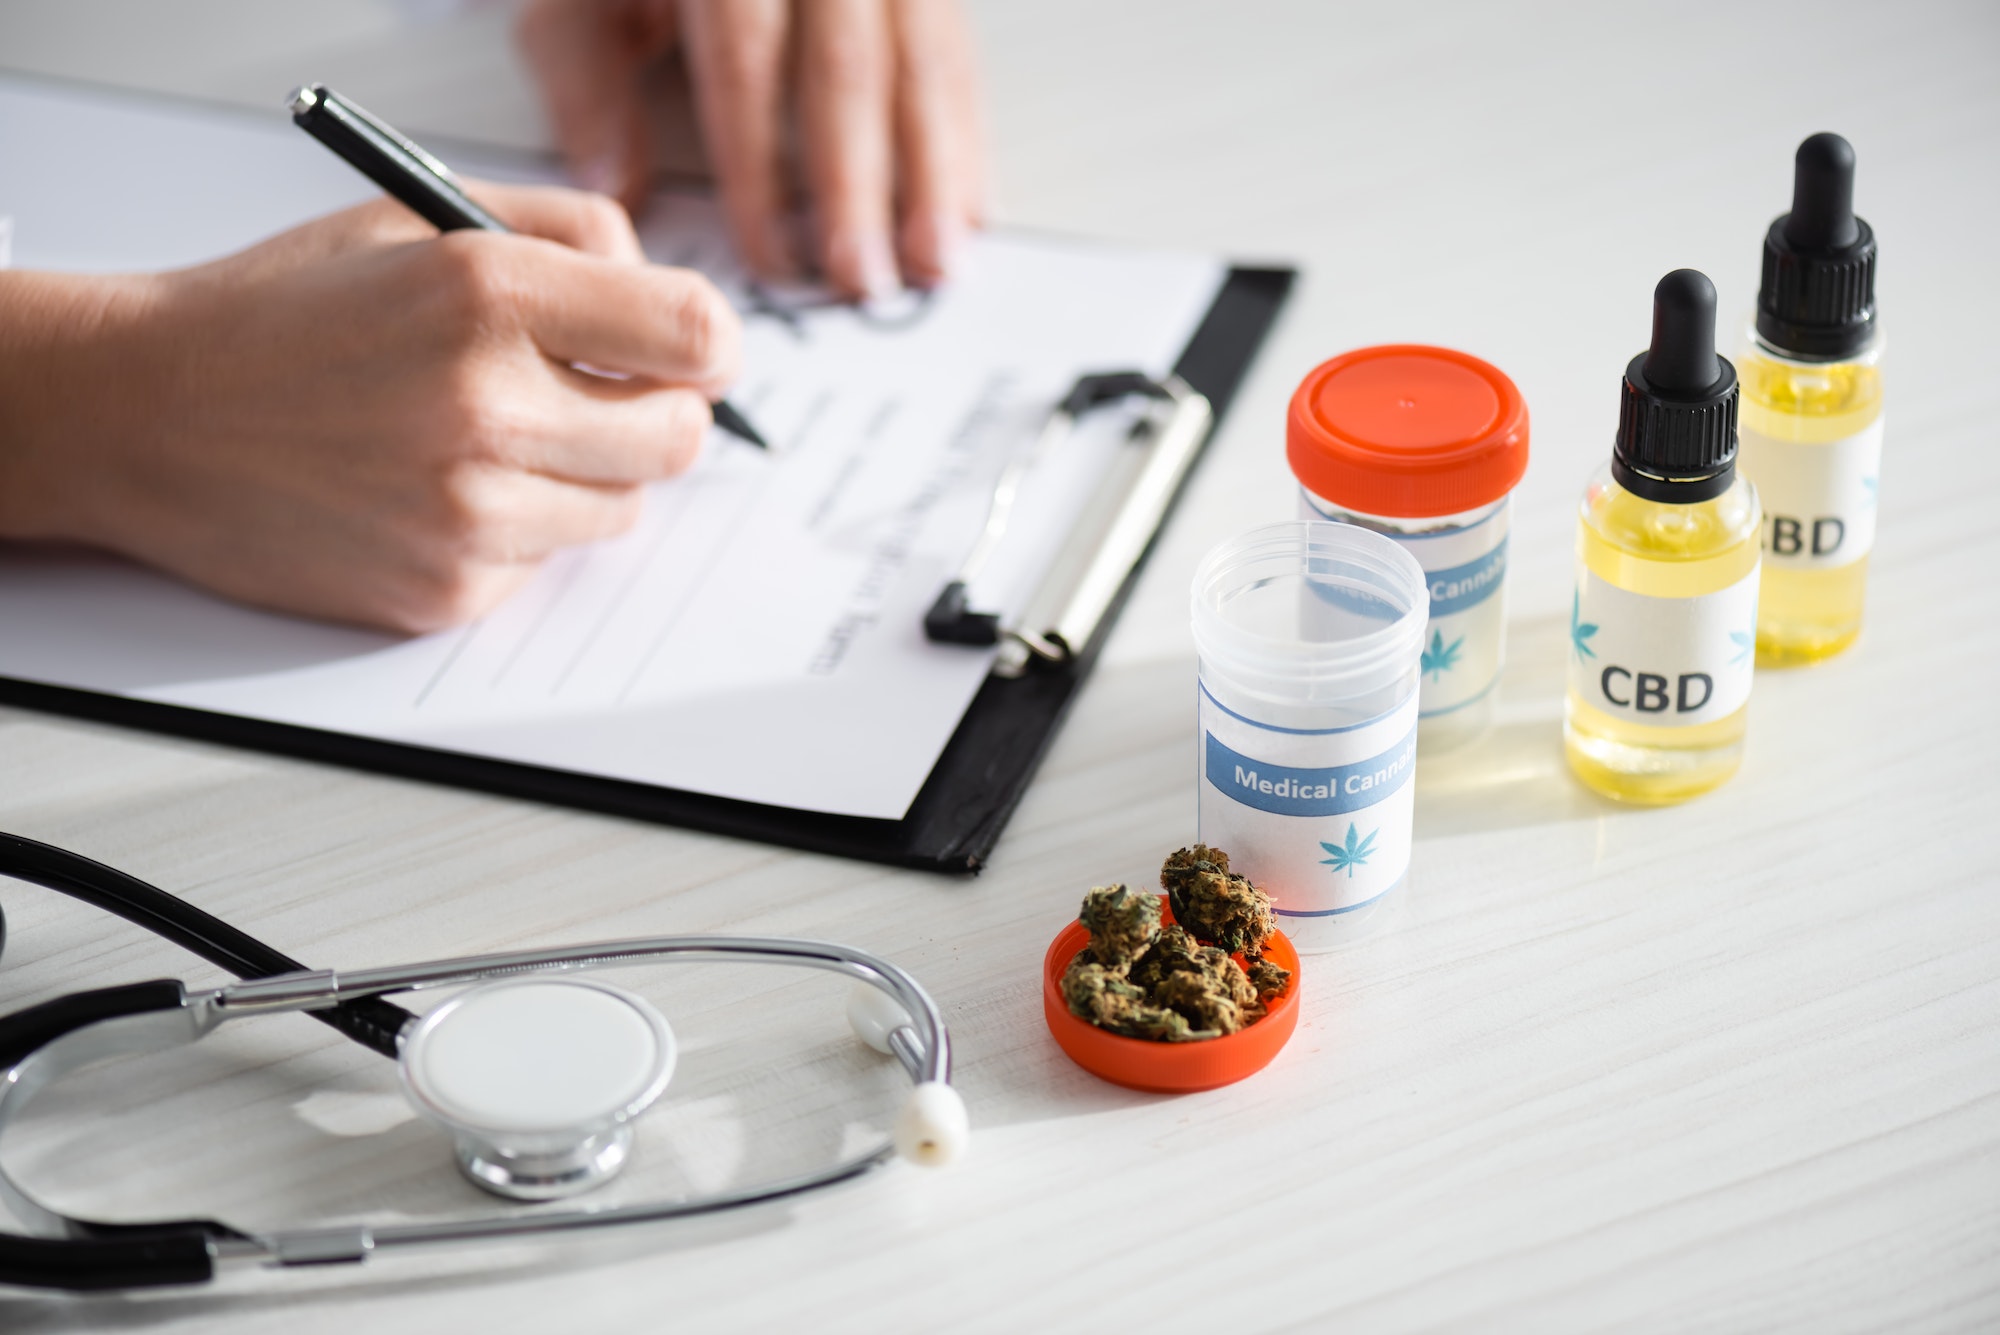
1565, 270, 1761, 804
1738, 132, 1882, 665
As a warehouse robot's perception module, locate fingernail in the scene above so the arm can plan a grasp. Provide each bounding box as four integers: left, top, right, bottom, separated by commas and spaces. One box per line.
830, 228, 902, 301
918, 210, 965, 286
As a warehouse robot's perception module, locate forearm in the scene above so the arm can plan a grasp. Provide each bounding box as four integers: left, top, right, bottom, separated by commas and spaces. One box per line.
0, 270, 166, 545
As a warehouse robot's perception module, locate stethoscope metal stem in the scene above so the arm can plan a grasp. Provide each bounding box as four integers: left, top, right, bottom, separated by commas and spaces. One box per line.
206, 934, 951, 1084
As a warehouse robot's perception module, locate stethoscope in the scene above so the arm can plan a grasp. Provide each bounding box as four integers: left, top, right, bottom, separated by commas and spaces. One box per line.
0, 833, 963, 1292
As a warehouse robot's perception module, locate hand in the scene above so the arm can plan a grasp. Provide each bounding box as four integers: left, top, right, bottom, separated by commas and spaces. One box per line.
516, 0, 985, 297
0, 183, 739, 633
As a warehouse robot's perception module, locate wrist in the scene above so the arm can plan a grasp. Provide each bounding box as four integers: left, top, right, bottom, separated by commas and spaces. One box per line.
0, 270, 173, 547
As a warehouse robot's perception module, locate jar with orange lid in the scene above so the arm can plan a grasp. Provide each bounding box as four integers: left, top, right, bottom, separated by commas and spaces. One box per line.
1287, 346, 1531, 748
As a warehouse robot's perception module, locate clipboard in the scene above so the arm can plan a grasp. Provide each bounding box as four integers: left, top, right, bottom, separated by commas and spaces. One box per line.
0, 266, 1291, 871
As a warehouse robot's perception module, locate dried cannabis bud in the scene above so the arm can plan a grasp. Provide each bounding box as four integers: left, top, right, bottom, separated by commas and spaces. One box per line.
1127, 924, 1204, 993
1061, 957, 1210, 1042
1062, 847, 1288, 1044
1152, 965, 1253, 1035
1078, 883, 1161, 969
1245, 956, 1292, 1008
1160, 844, 1275, 957
1128, 926, 1271, 1035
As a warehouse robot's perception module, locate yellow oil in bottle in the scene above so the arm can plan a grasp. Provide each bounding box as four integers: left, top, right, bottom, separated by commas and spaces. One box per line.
1739, 130, 1884, 666
1737, 337, 1883, 665
1564, 465, 1762, 804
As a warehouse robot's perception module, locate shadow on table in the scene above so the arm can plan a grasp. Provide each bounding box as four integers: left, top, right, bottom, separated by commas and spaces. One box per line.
0, 1208, 789, 1332
1412, 611, 1614, 839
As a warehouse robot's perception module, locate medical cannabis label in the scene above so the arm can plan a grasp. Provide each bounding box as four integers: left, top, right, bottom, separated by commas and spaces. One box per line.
1300, 493, 1510, 717
1198, 688, 1418, 920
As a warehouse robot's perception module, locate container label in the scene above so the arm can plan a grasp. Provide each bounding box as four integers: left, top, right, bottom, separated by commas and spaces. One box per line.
1301, 495, 1509, 718
1425, 539, 1509, 618
1197, 684, 1418, 918
1739, 418, 1882, 569
1566, 566, 1759, 727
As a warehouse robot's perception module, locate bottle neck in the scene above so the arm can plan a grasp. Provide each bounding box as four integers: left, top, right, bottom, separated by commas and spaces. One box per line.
1609, 455, 1736, 505
1748, 317, 1885, 369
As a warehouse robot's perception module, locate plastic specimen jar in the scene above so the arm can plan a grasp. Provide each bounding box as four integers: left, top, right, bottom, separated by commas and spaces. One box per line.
1287, 346, 1530, 749
1191, 521, 1428, 952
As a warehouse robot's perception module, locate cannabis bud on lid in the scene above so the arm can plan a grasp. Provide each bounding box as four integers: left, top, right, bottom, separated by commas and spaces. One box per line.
1758, 132, 1877, 360
1614, 269, 1740, 504
1042, 845, 1301, 1092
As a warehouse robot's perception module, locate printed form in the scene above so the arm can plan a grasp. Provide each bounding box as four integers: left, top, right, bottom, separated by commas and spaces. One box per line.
0, 77, 1225, 818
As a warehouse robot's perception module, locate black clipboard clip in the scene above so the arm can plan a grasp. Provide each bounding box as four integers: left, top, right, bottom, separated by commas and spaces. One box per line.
924, 371, 1214, 673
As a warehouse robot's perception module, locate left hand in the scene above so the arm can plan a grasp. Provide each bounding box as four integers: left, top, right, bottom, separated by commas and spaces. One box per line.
516, 0, 986, 298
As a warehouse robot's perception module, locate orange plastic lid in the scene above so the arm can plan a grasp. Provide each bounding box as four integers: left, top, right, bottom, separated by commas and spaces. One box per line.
1287, 344, 1529, 519
1042, 896, 1300, 1093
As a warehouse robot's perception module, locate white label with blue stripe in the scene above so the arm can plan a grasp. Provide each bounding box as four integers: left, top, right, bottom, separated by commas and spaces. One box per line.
1196, 683, 1418, 920
1300, 494, 1511, 718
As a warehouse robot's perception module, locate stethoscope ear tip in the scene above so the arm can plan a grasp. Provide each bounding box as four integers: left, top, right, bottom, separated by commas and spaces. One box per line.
894, 1082, 968, 1167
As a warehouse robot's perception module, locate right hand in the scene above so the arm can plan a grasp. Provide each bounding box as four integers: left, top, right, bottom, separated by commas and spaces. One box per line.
0, 183, 739, 633
516, 0, 986, 298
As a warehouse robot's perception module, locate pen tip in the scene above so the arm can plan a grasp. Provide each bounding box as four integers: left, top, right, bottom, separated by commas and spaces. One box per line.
713, 400, 770, 450
287, 85, 319, 117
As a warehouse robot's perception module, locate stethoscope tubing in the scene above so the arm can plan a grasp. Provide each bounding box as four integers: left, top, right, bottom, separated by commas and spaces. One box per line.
0, 832, 411, 1055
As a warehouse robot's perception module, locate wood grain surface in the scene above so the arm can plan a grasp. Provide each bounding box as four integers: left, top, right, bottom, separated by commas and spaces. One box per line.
0, 1, 1995, 1330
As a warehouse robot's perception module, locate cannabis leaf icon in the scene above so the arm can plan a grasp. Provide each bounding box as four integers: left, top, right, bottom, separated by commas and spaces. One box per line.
1729, 629, 1754, 666
1319, 823, 1378, 879
1569, 590, 1598, 660
1421, 629, 1465, 681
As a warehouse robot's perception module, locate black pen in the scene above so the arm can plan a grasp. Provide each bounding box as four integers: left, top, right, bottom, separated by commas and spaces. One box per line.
287, 83, 768, 450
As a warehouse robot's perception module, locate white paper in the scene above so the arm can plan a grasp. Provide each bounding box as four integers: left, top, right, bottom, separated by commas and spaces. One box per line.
0, 76, 1226, 818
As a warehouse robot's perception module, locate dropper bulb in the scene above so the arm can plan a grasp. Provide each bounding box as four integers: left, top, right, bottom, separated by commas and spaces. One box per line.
1641, 268, 1721, 395
1783, 132, 1860, 250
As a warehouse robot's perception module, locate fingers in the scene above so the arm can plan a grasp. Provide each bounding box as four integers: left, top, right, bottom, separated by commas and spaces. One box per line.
798, 0, 899, 299
515, 0, 680, 213
430, 232, 742, 394
378, 470, 642, 633
464, 180, 646, 261
434, 464, 650, 566
512, 377, 714, 485
888, 0, 982, 284
677, 0, 795, 279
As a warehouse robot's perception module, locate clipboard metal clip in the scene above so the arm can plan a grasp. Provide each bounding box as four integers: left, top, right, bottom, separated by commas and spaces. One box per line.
924, 371, 1214, 676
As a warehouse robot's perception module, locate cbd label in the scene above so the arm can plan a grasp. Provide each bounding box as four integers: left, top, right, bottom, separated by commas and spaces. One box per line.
1196, 684, 1417, 921
1567, 567, 1759, 726
1301, 496, 1510, 718
1739, 418, 1882, 570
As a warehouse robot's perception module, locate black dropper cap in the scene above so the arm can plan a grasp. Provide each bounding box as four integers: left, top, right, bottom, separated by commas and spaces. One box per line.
1756, 132, 1877, 359
1613, 269, 1739, 503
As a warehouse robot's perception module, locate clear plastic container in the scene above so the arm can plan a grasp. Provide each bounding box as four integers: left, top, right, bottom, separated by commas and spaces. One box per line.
1191, 521, 1428, 952
1286, 346, 1529, 753
1297, 494, 1509, 750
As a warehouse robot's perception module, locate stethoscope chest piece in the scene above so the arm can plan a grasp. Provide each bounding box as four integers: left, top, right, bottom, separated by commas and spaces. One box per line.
398, 977, 676, 1201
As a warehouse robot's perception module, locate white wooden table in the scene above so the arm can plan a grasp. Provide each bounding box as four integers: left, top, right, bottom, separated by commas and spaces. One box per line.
1, 1, 1996, 1329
